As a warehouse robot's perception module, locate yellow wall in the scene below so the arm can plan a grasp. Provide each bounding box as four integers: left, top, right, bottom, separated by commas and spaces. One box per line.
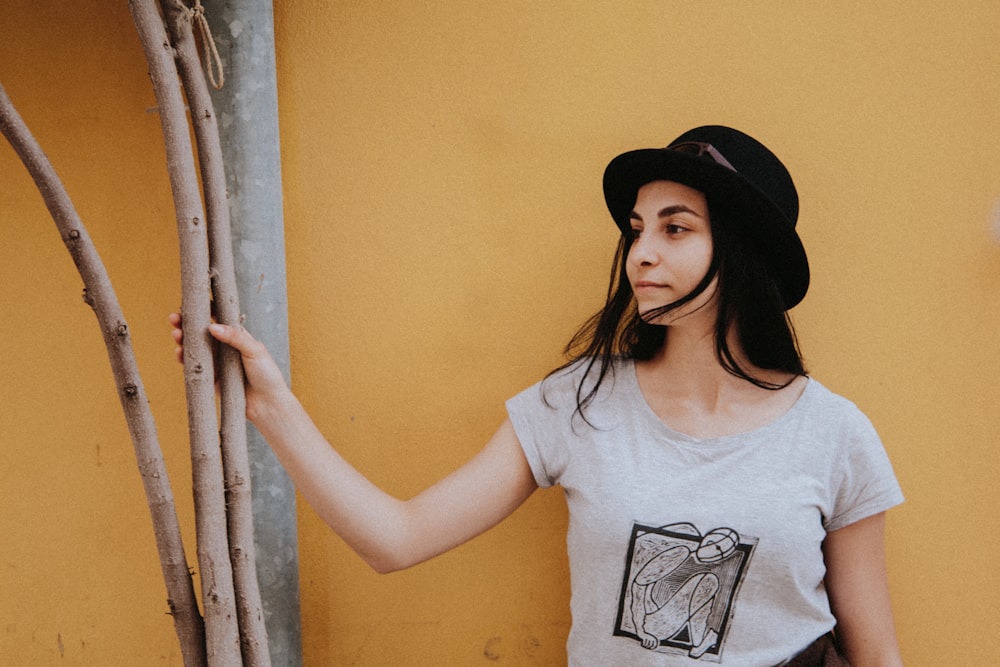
2, 2, 997, 664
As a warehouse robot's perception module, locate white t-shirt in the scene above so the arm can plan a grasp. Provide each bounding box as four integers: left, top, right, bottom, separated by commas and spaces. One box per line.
506, 359, 903, 666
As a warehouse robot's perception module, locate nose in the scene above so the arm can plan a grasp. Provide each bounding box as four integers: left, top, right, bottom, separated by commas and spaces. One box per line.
628, 233, 658, 266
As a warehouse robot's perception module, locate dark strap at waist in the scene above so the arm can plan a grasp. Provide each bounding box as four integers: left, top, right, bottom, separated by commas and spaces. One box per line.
784, 632, 850, 667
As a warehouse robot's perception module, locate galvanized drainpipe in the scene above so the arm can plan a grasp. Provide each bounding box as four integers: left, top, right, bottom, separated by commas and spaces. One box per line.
204, 3, 303, 665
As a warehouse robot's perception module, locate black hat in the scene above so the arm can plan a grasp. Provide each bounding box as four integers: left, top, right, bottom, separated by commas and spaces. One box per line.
603, 125, 809, 309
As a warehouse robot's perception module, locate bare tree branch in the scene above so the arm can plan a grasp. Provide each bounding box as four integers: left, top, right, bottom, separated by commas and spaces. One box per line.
127, 1, 242, 663
160, 1, 271, 664
0, 81, 208, 667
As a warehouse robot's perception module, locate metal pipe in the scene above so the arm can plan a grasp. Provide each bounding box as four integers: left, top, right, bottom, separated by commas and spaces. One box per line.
204, 3, 303, 665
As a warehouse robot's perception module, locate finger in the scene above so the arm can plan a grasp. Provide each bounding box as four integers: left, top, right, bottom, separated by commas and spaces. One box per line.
168, 313, 184, 343
168, 313, 184, 364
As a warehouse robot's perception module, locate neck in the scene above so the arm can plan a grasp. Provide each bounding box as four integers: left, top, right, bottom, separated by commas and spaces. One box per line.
653, 327, 729, 391
642, 317, 798, 405
643, 315, 769, 406
635, 335, 806, 438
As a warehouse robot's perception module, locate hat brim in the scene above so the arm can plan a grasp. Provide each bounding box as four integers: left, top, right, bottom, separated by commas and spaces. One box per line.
603, 148, 809, 309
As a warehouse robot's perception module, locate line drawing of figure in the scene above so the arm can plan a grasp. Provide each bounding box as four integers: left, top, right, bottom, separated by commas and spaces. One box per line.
616, 522, 755, 662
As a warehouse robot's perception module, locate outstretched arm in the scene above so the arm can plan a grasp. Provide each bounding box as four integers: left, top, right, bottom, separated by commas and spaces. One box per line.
173, 316, 539, 573
822, 512, 904, 666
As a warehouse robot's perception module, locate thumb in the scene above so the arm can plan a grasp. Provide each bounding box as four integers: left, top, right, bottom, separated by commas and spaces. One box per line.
208, 321, 237, 341
208, 322, 258, 356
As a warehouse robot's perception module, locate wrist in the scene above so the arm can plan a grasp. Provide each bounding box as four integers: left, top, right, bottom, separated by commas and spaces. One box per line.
247, 383, 299, 426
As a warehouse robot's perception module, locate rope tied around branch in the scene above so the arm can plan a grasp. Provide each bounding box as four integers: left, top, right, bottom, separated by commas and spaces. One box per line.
174, 0, 224, 90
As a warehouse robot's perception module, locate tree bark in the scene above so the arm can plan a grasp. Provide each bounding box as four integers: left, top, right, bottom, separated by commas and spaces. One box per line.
0, 81, 208, 667
128, 1, 242, 664
159, 2, 271, 664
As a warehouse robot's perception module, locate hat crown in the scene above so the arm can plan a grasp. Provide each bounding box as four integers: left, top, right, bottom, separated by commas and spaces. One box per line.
669, 125, 799, 227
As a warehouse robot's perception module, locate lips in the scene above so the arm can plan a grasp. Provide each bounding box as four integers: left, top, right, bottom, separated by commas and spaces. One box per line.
633, 280, 668, 289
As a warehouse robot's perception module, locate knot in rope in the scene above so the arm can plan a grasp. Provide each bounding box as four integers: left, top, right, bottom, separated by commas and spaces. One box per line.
174, 0, 224, 90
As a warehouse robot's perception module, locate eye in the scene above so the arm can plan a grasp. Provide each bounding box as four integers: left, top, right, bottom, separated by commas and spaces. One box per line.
665, 224, 688, 235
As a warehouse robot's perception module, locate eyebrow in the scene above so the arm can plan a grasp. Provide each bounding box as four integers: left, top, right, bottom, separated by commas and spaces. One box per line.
628, 204, 704, 221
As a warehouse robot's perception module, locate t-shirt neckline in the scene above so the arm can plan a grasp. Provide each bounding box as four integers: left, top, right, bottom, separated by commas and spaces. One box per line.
623, 358, 814, 447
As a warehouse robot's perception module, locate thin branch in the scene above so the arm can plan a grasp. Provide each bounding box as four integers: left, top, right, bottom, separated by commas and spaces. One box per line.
0, 80, 207, 667
161, 1, 271, 664
127, 1, 242, 664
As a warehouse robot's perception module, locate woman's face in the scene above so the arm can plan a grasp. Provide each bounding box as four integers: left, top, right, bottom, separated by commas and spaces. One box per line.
626, 180, 717, 327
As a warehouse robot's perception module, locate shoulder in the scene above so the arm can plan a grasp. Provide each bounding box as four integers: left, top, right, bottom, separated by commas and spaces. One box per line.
506, 356, 633, 430
505, 358, 632, 488
537, 356, 632, 408
798, 378, 879, 437
805, 383, 904, 529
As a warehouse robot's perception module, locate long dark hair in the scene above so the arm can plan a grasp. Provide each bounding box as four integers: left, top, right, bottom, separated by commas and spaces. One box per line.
548, 196, 806, 423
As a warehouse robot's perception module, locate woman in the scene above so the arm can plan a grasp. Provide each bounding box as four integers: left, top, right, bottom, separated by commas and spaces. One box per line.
172, 125, 904, 665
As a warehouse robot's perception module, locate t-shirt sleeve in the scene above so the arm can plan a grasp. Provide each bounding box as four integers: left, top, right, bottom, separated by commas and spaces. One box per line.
824, 406, 904, 532
505, 377, 572, 489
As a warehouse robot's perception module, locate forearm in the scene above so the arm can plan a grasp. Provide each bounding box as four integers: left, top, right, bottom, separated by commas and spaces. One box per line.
195, 321, 536, 573
248, 389, 537, 574
249, 389, 416, 573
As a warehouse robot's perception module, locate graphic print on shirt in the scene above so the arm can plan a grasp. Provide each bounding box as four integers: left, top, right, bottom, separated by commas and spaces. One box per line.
613, 522, 757, 662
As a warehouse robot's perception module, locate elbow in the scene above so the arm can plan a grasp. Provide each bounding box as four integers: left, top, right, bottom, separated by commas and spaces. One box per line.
335, 502, 433, 574
365, 553, 402, 575
363, 551, 418, 575
356, 532, 424, 574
